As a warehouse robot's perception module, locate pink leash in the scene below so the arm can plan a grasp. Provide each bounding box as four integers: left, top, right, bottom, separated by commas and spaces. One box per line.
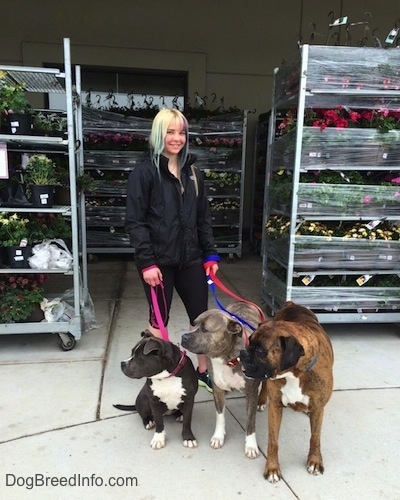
150, 284, 170, 341
150, 284, 188, 377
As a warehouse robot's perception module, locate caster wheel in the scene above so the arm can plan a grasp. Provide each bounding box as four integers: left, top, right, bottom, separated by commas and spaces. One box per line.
226, 253, 237, 263
88, 254, 98, 263
58, 333, 76, 351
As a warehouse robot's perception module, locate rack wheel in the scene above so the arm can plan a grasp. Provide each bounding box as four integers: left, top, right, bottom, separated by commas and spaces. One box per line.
58, 333, 76, 351
88, 254, 98, 263
226, 253, 237, 263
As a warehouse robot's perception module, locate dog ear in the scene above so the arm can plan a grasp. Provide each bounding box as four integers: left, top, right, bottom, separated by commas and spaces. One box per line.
143, 338, 161, 355
227, 319, 243, 336
279, 335, 305, 371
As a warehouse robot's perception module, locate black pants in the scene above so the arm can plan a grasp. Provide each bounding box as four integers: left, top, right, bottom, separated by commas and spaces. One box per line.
140, 263, 208, 328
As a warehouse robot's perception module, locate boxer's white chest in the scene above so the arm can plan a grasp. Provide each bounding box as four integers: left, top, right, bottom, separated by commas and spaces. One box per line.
277, 372, 310, 407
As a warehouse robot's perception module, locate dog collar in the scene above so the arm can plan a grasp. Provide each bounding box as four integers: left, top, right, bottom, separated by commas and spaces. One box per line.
168, 349, 187, 377
306, 356, 318, 372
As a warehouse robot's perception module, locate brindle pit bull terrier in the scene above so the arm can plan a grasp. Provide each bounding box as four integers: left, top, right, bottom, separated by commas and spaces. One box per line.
181, 302, 265, 458
240, 301, 334, 482
115, 331, 198, 450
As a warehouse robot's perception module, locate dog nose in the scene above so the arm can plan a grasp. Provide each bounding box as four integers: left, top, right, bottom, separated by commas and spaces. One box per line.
181, 333, 189, 346
121, 361, 126, 369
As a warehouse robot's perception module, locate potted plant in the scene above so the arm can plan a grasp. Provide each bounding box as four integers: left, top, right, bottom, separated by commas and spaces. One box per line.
0, 274, 48, 323
54, 160, 96, 204
0, 70, 32, 134
24, 154, 61, 207
32, 111, 67, 137
0, 212, 33, 268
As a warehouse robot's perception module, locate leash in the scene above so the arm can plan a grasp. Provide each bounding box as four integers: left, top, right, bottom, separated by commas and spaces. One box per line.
207, 269, 266, 328
150, 285, 187, 374
150, 284, 170, 342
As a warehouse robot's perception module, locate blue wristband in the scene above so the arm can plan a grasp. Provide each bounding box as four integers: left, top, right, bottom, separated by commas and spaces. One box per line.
204, 254, 220, 263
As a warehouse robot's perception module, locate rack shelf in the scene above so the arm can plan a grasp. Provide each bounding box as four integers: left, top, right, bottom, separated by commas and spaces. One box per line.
0, 38, 87, 349
262, 44, 400, 323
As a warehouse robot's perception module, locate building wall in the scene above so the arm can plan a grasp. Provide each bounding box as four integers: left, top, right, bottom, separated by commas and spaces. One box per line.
1, 0, 399, 234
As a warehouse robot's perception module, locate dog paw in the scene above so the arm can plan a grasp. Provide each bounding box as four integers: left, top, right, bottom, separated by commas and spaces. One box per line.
210, 434, 225, 449
183, 439, 198, 448
150, 431, 166, 449
175, 414, 183, 423
264, 470, 281, 483
145, 420, 155, 430
307, 461, 324, 475
257, 403, 266, 412
245, 434, 259, 459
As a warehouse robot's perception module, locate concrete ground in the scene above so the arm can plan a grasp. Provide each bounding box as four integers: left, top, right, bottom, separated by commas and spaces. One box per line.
0, 253, 399, 499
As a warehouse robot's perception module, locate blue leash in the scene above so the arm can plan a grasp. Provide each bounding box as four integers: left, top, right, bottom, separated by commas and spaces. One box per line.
207, 277, 257, 332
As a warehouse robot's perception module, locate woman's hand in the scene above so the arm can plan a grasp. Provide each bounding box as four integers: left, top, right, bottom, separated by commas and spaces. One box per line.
142, 266, 163, 286
203, 259, 219, 277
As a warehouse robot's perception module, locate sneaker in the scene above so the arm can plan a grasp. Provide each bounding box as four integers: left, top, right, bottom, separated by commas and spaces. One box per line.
197, 368, 213, 393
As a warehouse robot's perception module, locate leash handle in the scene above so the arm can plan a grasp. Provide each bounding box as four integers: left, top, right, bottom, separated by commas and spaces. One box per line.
208, 270, 266, 323
150, 284, 170, 341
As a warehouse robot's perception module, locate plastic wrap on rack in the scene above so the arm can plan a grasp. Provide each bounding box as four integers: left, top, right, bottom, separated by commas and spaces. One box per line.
274, 127, 400, 169
213, 228, 240, 248
204, 171, 241, 196
189, 113, 244, 134
297, 184, 400, 216
262, 269, 400, 311
84, 150, 146, 169
191, 148, 242, 171
205, 180, 240, 196
306, 45, 400, 93
275, 45, 400, 109
301, 128, 400, 168
90, 179, 127, 195
291, 235, 400, 271
86, 206, 125, 226
274, 51, 301, 108
86, 230, 131, 247
82, 107, 152, 132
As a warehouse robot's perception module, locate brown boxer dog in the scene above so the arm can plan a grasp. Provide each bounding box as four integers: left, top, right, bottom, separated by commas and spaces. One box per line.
240, 301, 334, 482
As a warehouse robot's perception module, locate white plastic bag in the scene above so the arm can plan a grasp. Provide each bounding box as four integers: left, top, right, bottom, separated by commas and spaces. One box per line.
61, 288, 98, 332
29, 239, 73, 270
41, 297, 75, 322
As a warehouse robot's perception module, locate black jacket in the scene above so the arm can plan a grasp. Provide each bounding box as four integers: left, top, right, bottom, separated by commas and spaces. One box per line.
125, 153, 216, 272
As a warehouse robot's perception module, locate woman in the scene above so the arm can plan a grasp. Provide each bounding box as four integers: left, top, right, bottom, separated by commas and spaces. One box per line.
125, 108, 219, 392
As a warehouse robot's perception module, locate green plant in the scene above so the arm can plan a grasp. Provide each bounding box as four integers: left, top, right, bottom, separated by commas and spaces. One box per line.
77, 172, 96, 193
31, 213, 72, 240
0, 212, 32, 247
33, 111, 67, 136
24, 154, 61, 186
0, 71, 30, 114
0, 274, 48, 323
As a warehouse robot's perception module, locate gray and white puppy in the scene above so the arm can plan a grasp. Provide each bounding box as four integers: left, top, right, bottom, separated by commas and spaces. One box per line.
181, 302, 264, 458
115, 331, 198, 449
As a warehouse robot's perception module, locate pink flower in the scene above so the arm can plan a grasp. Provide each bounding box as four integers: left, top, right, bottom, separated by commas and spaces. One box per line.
363, 196, 372, 204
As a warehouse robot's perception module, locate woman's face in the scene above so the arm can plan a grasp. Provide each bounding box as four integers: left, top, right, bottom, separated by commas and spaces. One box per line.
163, 118, 186, 157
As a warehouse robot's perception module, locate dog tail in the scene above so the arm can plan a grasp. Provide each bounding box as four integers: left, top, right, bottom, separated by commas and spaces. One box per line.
113, 404, 136, 411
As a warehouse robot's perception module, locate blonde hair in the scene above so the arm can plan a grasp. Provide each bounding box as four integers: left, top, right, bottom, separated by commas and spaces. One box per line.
149, 108, 189, 171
